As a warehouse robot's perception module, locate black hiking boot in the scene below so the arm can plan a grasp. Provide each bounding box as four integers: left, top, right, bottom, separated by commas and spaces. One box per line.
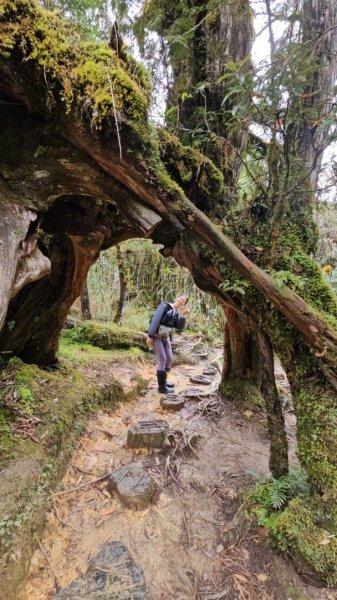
165, 368, 175, 389
157, 370, 170, 394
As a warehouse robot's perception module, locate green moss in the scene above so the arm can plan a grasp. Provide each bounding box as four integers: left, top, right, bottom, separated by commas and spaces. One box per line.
220, 378, 264, 409
158, 128, 225, 211
270, 498, 337, 586
0, 0, 151, 149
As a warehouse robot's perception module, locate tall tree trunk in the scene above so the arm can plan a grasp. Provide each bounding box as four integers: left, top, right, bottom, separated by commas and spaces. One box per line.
80, 279, 92, 320
113, 244, 128, 324
298, 0, 337, 186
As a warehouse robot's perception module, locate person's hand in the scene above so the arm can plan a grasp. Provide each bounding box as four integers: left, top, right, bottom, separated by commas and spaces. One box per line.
146, 335, 154, 348
181, 305, 190, 317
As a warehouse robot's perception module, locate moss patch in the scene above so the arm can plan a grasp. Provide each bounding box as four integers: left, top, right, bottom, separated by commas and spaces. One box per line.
270, 498, 337, 587
220, 378, 265, 410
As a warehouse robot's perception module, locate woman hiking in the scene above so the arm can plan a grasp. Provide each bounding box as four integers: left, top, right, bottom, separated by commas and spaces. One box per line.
146, 295, 190, 393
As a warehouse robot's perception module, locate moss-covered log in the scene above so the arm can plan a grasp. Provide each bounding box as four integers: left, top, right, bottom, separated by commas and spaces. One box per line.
64, 321, 148, 351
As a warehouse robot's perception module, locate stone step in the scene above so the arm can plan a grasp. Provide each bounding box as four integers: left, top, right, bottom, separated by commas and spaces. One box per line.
184, 387, 211, 399
160, 394, 185, 411
53, 541, 146, 599
107, 462, 157, 510
195, 349, 208, 359
202, 367, 217, 376
127, 419, 169, 449
189, 375, 213, 385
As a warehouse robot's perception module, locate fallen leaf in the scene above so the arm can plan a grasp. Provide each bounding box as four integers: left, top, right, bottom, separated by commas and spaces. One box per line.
227, 488, 238, 500
243, 410, 253, 418
234, 573, 248, 583
258, 527, 269, 538
216, 544, 224, 554
319, 538, 330, 545
257, 573, 268, 582
99, 507, 115, 517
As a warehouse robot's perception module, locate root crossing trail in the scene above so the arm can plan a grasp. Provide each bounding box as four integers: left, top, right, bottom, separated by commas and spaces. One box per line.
17, 344, 329, 600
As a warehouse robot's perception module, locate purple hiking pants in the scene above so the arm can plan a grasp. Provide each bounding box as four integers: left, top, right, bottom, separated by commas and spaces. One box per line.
153, 336, 173, 371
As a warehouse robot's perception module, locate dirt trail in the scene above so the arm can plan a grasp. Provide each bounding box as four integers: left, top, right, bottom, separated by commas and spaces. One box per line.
17, 345, 333, 600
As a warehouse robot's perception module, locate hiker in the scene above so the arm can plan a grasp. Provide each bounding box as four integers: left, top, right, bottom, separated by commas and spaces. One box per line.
146, 296, 190, 393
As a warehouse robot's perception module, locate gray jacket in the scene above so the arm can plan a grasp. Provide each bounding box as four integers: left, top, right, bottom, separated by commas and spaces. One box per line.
148, 302, 186, 338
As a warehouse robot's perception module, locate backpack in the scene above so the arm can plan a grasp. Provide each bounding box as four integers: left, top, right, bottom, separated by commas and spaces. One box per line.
149, 302, 178, 329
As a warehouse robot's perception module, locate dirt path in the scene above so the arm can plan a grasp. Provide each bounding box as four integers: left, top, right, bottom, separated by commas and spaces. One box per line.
17, 347, 335, 600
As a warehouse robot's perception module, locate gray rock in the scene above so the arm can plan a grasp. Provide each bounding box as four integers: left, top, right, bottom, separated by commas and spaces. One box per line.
160, 395, 185, 411
53, 541, 146, 599
107, 463, 157, 509
127, 419, 169, 449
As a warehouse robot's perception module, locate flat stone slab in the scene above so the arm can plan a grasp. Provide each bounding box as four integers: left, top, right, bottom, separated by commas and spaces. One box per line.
184, 387, 211, 399
189, 375, 213, 385
127, 419, 169, 449
107, 462, 157, 510
203, 367, 217, 376
160, 394, 185, 411
195, 349, 208, 359
53, 541, 146, 599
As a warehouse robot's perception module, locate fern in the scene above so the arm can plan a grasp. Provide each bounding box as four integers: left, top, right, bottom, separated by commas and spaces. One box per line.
268, 477, 290, 510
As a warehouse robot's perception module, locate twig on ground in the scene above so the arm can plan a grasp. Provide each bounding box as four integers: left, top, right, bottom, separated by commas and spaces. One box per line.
52, 473, 110, 497
172, 482, 191, 547
35, 536, 61, 592
52, 497, 80, 533
70, 462, 97, 476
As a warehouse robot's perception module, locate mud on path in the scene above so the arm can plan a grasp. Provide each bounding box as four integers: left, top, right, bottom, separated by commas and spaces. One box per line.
17, 343, 334, 600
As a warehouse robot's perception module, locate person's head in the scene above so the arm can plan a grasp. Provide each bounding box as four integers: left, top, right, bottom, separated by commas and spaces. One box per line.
173, 295, 188, 308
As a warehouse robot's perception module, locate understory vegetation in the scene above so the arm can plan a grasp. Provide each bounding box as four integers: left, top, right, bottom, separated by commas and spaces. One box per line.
83, 239, 224, 338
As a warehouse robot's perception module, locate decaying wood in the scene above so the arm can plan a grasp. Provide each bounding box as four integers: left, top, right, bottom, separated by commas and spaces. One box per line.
0, 200, 50, 331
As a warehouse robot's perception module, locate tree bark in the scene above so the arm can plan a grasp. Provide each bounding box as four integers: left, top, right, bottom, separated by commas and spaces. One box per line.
298, 0, 337, 186
222, 309, 258, 381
